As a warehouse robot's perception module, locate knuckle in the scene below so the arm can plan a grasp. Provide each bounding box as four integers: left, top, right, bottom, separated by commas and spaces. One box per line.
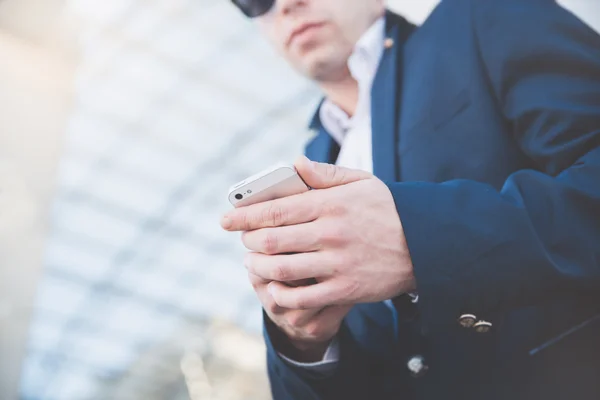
325, 202, 348, 218
337, 168, 348, 184
305, 322, 324, 339
265, 299, 280, 315
285, 313, 301, 328
320, 224, 348, 247
261, 233, 279, 254
294, 297, 309, 310
324, 164, 338, 181
264, 203, 287, 226
274, 262, 290, 282
241, 213, 253, 231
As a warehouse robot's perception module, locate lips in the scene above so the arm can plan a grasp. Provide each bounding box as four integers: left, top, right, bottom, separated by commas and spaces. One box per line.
286, 22, 326, 47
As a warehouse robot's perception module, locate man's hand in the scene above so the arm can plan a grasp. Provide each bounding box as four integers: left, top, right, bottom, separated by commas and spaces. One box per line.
249, 272, 352, 362
222, 156, 415, 310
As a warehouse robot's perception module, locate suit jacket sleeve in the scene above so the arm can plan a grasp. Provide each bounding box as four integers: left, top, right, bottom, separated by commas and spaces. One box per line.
263, 313, 384, 400
388, 0, 600, 332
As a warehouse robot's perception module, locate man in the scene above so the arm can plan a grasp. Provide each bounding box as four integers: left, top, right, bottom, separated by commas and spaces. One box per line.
222, 0, 600, 399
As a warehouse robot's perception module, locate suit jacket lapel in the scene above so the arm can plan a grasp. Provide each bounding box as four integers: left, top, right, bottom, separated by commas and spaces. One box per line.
305, 104, 340, 164
371, 13, 416, 182
305, 127, 338, 164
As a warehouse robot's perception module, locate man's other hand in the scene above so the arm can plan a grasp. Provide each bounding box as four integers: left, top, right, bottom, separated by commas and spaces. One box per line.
249, 272, 351, 362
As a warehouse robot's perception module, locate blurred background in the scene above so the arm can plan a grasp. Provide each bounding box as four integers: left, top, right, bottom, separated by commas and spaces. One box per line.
0, 0, 598, 399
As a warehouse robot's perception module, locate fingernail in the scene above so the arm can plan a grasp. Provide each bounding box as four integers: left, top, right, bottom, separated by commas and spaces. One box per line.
267, 283, 276, 296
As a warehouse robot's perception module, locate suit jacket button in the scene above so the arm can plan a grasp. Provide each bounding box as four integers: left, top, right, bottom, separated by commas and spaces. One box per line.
384, 38, 395, 49
458, 314, 477, 328
407, 355, 429, 378
474, 320, 493, 333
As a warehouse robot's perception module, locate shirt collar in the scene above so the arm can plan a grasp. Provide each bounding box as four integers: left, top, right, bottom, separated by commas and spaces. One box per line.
348, 16, 386, 82
319, 16, 386, 145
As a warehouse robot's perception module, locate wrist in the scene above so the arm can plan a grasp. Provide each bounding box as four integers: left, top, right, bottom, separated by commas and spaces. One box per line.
267, 318, 332, 362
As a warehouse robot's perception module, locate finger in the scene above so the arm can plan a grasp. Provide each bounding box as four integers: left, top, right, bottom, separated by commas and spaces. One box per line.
247, 260, 315, 288
244, 252, 335, 282
283, 307, 323, 327
267, 279, 357, 310
221, 192, 318, 232
241, 223, 322, 255
294, 155, 372, 190
247, 272, 284, 316
301, 305, 353, 342
247, 271, 269, 287
248, 272, 323, 323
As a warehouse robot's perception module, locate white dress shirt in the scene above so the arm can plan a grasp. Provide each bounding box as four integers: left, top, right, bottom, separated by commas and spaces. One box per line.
319, 17, 384, 173
279, 16, 418, 372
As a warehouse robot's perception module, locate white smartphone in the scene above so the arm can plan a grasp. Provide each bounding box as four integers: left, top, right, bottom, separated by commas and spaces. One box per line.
228, 163, 315, 287
228, 163, 310, 208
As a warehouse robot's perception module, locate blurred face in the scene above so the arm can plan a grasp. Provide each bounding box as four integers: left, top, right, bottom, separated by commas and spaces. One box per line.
256, 0, 385, 82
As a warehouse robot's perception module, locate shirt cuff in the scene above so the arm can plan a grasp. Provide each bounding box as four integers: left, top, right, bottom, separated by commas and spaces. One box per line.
278, 336, 340, 374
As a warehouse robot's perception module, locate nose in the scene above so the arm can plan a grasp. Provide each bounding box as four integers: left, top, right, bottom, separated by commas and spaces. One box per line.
275, 0, 307, 16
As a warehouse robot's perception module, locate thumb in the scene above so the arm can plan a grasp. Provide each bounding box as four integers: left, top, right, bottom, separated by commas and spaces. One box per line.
294, 155, 372, 189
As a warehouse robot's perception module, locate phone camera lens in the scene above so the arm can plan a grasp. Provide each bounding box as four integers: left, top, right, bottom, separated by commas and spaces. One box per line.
235, 193, 243, 200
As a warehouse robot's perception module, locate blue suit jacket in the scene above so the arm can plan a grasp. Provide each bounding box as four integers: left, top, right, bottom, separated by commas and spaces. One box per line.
264, 0, 600, 399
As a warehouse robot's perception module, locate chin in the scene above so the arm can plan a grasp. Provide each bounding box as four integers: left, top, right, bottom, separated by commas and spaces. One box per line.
299, 47, 349, 81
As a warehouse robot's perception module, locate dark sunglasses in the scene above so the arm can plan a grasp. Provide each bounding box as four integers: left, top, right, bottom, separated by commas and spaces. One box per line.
231, 0, 275, 18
